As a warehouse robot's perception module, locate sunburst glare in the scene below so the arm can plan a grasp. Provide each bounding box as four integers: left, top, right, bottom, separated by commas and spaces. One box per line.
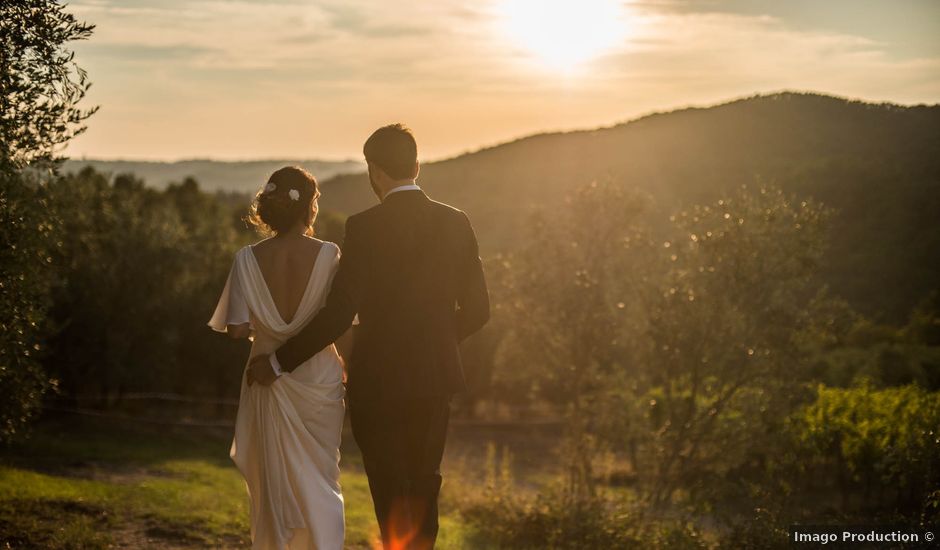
494, 0, 632, 72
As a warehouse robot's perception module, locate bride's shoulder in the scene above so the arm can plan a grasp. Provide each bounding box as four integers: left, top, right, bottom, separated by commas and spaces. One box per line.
298, 236, 339, 255
248, 236, 276, 250
233, 241, 262, 259
303, 235, 335, 247
237, 237, 267, 256
314, 238, 340, 255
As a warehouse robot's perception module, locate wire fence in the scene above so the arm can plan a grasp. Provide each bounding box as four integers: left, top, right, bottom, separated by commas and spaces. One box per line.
46, 392, 238, 427
70, 392, 239, 406
45, 393, 563, 429
44, 405, 235, 428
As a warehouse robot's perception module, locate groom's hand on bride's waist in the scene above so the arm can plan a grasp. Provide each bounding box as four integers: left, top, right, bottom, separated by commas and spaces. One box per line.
246, 355, 281, 386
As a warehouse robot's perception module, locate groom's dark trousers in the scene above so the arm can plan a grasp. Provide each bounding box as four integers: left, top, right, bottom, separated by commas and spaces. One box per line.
349, 394, 450, 548
273, 189, 490, 549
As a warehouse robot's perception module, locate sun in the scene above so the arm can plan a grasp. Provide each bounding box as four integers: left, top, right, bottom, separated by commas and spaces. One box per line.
495, 0, 630, 71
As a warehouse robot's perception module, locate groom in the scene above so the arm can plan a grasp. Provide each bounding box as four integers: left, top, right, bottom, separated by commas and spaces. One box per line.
249, 123, 490, 549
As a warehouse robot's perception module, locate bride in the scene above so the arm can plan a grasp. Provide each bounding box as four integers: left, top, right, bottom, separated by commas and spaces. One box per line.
209, 166, 349, 549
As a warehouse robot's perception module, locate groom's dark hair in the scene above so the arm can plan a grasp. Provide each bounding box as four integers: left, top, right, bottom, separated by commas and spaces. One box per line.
363, 123, 417, 180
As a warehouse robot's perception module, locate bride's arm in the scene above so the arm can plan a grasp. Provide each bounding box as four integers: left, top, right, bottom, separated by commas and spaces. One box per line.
335, 325, 355, 363
226, 323, 252, 339
334, 325, 356, 382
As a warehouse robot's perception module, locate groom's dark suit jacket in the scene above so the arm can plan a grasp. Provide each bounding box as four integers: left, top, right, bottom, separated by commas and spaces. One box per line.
274, 189, 490, 399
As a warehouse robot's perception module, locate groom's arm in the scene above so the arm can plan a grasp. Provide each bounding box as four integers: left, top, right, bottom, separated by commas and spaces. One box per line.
455, 212, 490, 341
274, 216, 367, 372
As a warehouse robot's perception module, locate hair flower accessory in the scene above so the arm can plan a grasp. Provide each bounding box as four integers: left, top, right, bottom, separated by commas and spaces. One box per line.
264, 182, 277, 193
288, 189, 300, 201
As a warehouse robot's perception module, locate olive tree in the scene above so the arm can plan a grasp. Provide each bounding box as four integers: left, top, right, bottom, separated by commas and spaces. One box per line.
496, 180, 658, 499
497, 180, 833, 514
0, 1, 95, 440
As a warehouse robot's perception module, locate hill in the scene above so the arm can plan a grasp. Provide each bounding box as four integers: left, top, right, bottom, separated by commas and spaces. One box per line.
316, 92, 940, 321
61, 158, 364, 194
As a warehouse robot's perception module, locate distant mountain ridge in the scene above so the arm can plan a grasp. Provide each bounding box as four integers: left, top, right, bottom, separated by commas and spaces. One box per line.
61, 92, 940, 320
314, 91, 939, 321
61, 158, 364, 194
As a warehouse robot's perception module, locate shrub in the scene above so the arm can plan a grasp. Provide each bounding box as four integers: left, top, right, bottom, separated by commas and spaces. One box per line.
790, 383, 940, 519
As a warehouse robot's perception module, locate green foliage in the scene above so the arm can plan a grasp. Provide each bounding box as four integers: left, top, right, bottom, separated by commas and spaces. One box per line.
0, 1, 97, 171
791, 383, 940, 519
44, 168, 249, 401
462, 488, 643, 549
47, 169, 187, 397
905, 292, 940, 347
495, 180, 835, 512
639, 185, 832, 507
459, 445, 705, 549
0, 499, 113, 550
809, 294, 940, 390
0, 1, 95, 441
0, 172, 57, 441
717, 507, 791, 550
314, 207, 347, 245
163, 177, 254, 398
496, 179, 655, 497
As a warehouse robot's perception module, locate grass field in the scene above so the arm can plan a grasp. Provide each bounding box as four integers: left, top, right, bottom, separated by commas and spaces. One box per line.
0, 412, 527, 549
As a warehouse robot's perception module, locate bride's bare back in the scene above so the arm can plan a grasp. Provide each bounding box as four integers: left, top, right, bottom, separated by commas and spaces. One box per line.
250, 235, 324, 324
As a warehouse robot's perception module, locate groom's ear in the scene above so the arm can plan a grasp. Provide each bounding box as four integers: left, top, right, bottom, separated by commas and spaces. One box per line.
368, 162, 388, 183
413, 161, 420, 179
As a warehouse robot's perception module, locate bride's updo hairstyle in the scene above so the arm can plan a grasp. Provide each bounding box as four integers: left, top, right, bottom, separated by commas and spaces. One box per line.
247, 166, 320, 236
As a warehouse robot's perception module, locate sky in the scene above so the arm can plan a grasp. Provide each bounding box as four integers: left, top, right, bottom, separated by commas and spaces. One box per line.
65, 0, 940, 161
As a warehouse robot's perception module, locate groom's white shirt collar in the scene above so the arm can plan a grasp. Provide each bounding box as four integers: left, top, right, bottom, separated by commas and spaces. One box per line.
383, 183, 421, 200
268, 182, 422, 376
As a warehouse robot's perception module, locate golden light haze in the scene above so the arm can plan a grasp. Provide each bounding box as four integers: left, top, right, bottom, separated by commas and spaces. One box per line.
66, 0, 940, 161
496, 0, 631, 71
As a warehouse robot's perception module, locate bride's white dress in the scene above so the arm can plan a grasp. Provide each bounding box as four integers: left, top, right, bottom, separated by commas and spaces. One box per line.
209, 242, 345, 549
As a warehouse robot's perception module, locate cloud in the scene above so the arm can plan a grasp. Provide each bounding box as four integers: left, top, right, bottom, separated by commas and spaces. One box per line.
79, 43, 218, 62
63, 0, 940, 160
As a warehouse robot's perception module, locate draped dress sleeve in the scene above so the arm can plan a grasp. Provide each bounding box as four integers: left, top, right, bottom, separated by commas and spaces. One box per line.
208, 249, 251, 333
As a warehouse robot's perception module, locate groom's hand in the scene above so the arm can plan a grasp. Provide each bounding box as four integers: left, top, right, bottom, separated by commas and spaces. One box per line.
247, 356, 278, 386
